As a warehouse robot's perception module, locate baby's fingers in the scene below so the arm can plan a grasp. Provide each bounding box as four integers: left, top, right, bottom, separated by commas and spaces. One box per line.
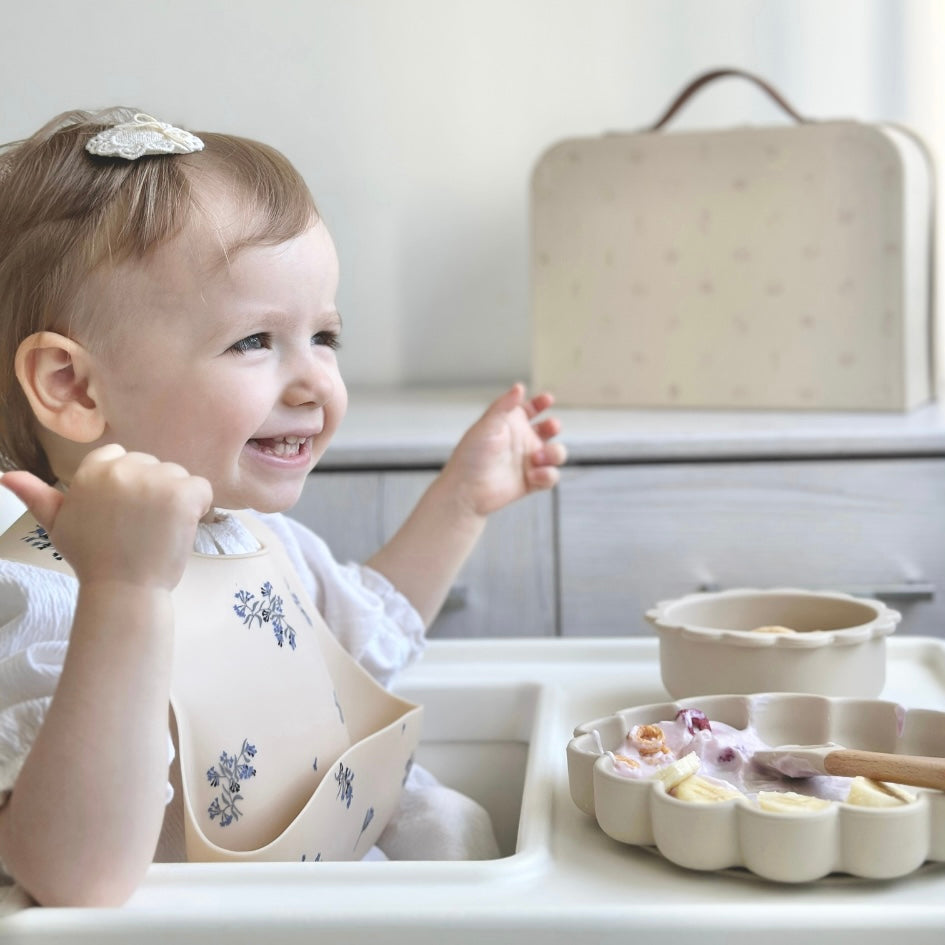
75, 447, 214, 527
0, 471, 64, 532
526, 440, 567, 492
532, 416, 561, 442
531, 440, 568, 470
118, 456, 214, 523
523, 390, 555, 419
179, 472, 214, 522
525, 463, 561, 491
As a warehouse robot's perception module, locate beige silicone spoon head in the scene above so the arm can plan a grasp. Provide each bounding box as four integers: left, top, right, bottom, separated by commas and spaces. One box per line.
753, 743, 945, 790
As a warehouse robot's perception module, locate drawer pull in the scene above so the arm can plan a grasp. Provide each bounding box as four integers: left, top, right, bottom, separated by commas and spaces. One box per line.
696, 582, 935, 602
441, 584, 469, 612
842, 583, 935, 602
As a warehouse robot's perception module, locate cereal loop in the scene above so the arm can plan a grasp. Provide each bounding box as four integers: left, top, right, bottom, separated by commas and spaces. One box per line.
630, 724, 670, 759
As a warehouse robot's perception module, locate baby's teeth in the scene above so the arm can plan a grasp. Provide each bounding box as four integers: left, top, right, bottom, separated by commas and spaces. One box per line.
260, 436, 305, 456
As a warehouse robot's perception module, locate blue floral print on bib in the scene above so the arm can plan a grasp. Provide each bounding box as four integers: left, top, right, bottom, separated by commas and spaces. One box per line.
233, 581, 297, 649
21, 524, 63, 561
207, 739, 258, 827
335, 762, 354, 809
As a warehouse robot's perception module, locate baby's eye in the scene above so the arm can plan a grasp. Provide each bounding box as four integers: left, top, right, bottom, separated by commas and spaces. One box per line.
230, 332, 271, 354
312, 330, 341, 350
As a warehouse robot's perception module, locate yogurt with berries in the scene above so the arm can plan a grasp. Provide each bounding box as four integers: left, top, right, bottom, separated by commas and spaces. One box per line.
612, 708, 852, 801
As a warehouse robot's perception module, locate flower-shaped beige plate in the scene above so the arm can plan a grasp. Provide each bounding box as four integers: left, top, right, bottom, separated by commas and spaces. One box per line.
567, 693, 945, 883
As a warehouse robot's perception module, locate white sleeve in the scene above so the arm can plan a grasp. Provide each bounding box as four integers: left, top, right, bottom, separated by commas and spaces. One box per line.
0, 562, 74, 800
0, 560, 176, 808
253, 512, 427, 687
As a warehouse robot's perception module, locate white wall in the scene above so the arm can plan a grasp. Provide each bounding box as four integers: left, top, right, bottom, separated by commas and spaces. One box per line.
1, 0, 941, 388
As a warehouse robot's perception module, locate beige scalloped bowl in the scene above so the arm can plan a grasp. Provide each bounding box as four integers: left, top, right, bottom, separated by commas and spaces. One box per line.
567, 693, 945, 883
647, 588, 900, 699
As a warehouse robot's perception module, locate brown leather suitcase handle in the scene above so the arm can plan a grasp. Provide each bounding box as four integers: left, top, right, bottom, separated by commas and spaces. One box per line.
649, 67, 810, 131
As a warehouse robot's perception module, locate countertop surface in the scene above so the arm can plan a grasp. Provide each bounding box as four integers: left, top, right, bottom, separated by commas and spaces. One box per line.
321, 386, 945, 468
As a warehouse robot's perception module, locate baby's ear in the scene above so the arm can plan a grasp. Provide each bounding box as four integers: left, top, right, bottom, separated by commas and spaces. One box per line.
14, 332, 106, 443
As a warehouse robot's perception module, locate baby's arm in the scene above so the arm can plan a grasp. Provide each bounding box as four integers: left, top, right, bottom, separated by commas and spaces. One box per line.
365, 384, 566, 626
0, 446, 211, 906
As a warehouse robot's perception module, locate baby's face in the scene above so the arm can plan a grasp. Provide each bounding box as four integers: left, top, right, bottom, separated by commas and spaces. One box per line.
83, 217, 347, 512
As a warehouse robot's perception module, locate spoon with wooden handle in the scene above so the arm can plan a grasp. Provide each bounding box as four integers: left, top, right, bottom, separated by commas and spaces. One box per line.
752, 743, 945, 790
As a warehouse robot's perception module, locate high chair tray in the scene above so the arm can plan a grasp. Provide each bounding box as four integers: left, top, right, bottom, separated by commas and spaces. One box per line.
4, 636, 945, 944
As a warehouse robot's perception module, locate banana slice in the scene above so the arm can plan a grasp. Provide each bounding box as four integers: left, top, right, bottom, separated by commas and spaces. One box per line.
845, 776, 916, 807
757, 791, 832, 813
651, 752, 701, 790
672, 774, 743, 803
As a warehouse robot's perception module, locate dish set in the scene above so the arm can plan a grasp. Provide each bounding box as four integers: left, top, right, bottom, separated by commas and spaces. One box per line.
567, 587, 945, 882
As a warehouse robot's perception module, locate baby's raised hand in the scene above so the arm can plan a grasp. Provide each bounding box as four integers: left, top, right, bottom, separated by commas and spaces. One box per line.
442, 383, 567, 518
1, 444, 212, 591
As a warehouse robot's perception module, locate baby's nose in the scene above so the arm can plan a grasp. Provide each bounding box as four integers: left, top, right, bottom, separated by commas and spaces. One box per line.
286, 357, 336, 407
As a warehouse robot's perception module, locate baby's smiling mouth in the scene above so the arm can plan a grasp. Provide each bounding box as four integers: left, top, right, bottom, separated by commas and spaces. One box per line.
250, 434, 309, 457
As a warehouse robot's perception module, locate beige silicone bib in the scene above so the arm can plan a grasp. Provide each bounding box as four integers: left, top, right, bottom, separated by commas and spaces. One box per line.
0, 511, 422, 863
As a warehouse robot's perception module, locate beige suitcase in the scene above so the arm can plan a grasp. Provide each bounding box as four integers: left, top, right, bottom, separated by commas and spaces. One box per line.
531, 69, 935, 410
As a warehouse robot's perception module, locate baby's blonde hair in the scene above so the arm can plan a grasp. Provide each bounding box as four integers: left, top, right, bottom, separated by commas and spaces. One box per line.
0, 107, 319, 482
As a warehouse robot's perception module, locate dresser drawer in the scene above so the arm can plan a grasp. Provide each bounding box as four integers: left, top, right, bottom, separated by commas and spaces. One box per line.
558, 458, 945, 637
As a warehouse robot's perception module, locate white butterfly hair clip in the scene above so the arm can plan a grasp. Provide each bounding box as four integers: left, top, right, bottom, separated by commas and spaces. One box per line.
85, 113, 205, 160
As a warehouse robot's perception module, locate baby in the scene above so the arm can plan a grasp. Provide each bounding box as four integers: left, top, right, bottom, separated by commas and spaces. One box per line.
0, 110, 566, 905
